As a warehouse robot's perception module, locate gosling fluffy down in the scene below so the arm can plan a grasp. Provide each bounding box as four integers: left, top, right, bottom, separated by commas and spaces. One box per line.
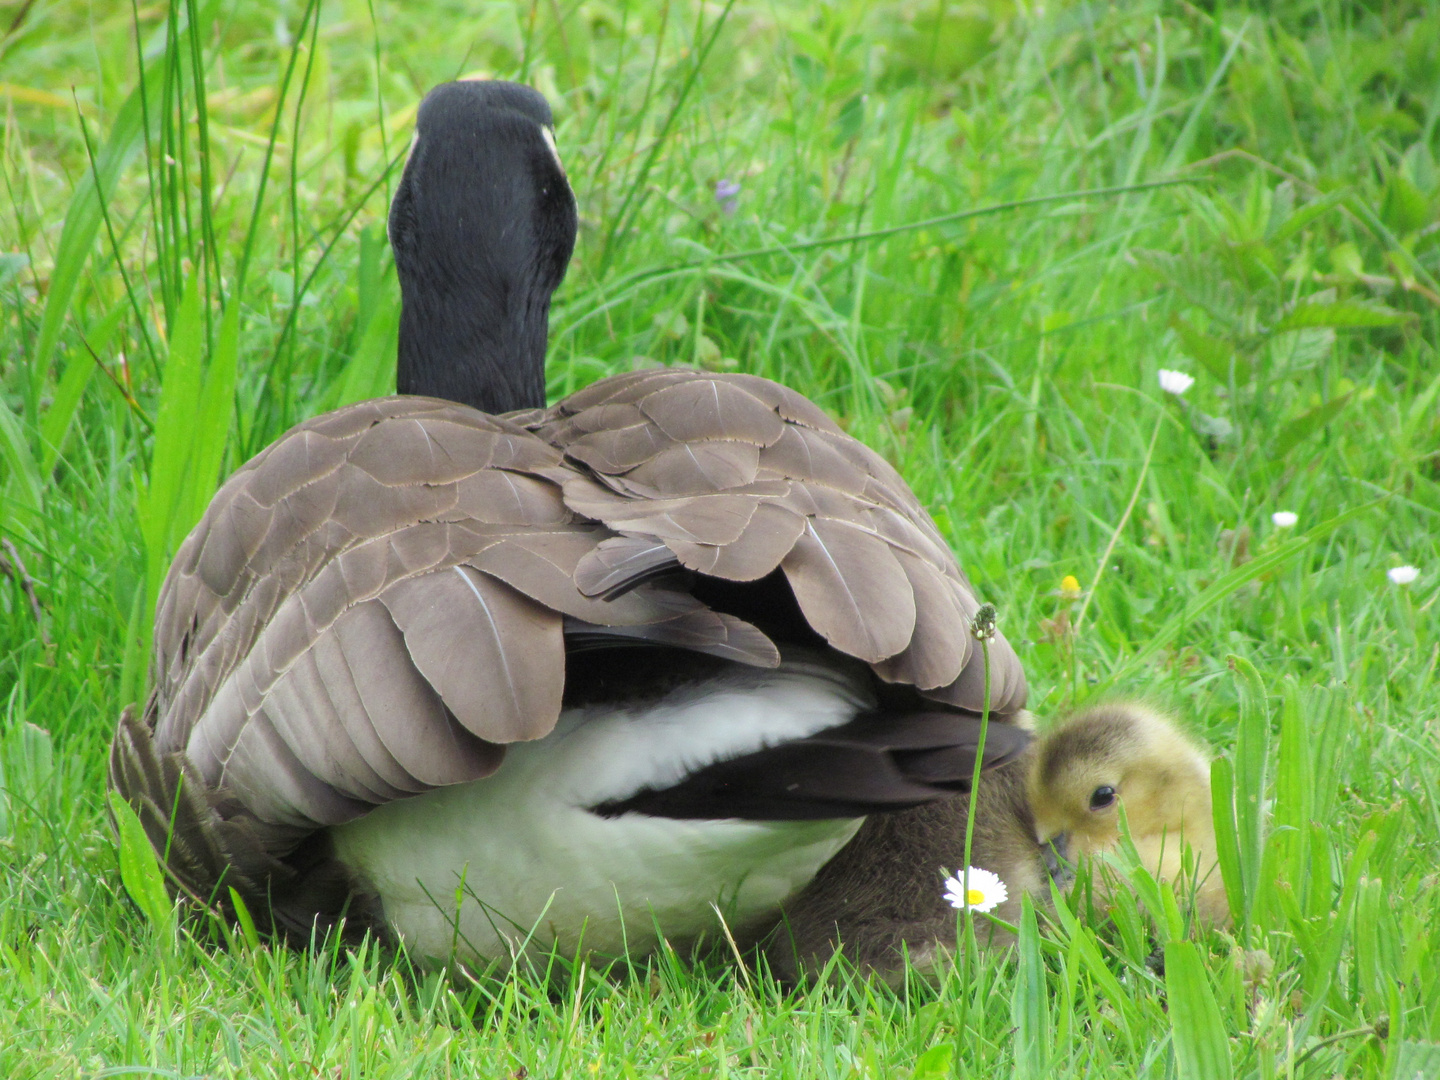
759, 744, 1055, 986
1029, 702, 1228, 926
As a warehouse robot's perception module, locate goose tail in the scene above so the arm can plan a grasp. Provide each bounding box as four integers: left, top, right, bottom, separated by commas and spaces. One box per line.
107, 706, 382, 945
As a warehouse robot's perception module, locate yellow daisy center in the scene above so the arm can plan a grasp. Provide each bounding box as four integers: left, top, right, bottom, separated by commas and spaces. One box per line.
967, 888, 985, 905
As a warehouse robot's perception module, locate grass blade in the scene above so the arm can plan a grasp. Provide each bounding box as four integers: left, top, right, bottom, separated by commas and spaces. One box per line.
1164, 940, 1233, 1080
1210, 756, 1245, 931
38, 300, 127, 473
1228, 654, 1271, 940
0, 395, 43, 543
29, 63, 165, 422
181, 299, 240, 530
138, 273, 204, 615
1011, 894, 1049, 1080
107, 791, 176, 940
328, 289, 400, 410
1270, 679, 1313, 915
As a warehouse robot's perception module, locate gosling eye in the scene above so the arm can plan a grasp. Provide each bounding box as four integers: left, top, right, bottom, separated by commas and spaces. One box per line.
1088, 785, 1118, 811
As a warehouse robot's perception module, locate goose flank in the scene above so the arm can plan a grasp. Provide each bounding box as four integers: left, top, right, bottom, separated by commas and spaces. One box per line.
109, 80, 1030, 964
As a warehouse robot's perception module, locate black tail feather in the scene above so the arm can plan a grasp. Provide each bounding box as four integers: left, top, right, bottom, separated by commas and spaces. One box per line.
592, 711, 1030, 821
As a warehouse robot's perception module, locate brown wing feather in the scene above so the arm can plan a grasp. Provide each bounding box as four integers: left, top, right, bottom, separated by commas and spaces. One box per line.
562, 610, 781, 667
109, 706, 384, 944
870, 549, 973, 692
621, 441, 761, 496
378, 565, 564, 743
781, 517, 916, 663
572, 535, 681, 598
531, 370, 1026, 713
637, 378, 787, 445
468, 529, 715, 626
566, 421, 678, 473
666, 502, 808, 581
125, 397, 744, 893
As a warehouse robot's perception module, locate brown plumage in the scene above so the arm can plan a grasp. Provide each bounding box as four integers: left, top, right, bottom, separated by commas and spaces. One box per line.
759, 740, 1054, 986
108, 79, 1029, 961
110, 378, 1030, 948
528, 369, 1025, 711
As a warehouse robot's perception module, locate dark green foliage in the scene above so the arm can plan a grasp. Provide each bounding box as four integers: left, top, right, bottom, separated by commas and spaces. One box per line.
1, 0, 1437, 1074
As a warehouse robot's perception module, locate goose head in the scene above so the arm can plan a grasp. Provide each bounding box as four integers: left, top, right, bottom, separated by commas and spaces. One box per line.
1028, 703, 1214, 864
391, 79, 578, 414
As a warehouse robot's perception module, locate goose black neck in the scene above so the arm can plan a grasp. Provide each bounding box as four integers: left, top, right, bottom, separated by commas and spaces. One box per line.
394, 267, 553, 414
390, 80, 578, 415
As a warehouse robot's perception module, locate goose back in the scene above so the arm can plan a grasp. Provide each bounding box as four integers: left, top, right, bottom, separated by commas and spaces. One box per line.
526, 368, 1027, 712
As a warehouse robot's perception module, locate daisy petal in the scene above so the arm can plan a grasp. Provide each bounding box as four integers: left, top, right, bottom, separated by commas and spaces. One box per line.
1158, 369, 1195, 396
941, 866, 1009, 914
1388, 565, 1420, 585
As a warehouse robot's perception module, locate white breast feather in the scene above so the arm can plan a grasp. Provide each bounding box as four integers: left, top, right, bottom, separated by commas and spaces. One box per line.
330, 661, 869, 963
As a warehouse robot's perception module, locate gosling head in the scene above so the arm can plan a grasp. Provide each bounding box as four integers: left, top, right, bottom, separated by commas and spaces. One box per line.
1028, 702, 1213, 857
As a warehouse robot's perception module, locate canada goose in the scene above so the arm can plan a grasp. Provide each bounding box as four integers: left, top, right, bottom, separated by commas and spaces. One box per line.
1028, 703, 1228, 925
108, 79, 1031, 965
761, 739, 1061, 986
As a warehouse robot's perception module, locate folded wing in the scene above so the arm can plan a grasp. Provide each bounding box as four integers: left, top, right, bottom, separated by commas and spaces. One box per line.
529, 369, 1027, 713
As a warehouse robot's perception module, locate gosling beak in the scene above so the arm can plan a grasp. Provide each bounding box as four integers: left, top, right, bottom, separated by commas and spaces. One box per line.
1043, 832, 1074, 888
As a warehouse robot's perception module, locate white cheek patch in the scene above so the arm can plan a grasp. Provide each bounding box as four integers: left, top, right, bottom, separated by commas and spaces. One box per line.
540, 125, 566, 176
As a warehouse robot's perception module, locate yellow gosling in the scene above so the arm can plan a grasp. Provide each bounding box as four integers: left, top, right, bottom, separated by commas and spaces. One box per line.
1028, 703, 1229, 925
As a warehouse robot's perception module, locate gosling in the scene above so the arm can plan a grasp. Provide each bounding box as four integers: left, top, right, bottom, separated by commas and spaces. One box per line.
759, 737, 1060, 986
1028, 702, 1229, 926
761, 703, 1228, 985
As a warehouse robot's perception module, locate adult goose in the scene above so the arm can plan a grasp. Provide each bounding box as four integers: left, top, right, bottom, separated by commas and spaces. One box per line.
109, 79, 1030, 964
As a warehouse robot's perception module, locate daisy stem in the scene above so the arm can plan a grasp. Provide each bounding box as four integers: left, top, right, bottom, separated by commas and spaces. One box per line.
962, 640, 991, 874
959, 626, 992, 996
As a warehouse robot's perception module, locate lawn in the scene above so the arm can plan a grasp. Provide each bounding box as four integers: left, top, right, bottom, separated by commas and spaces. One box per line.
2, 0, 1439, 1075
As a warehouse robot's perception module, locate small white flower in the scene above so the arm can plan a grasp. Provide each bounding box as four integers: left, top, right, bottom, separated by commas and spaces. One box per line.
1158, 369, 1195, 396
1388, 565, 1420, 586
1271, 511, 1299, 529
942, 867, 1008, 913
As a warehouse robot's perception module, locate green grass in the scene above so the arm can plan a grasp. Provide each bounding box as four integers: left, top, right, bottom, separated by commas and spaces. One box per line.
3, 0, 1439, 1075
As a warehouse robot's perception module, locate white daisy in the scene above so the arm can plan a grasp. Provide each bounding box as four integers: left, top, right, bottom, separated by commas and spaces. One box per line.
1271, 511, 1298, 528
942, 867, 1008, 914
1388, 565, 1420, 586
1158, 369, 1195, 396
